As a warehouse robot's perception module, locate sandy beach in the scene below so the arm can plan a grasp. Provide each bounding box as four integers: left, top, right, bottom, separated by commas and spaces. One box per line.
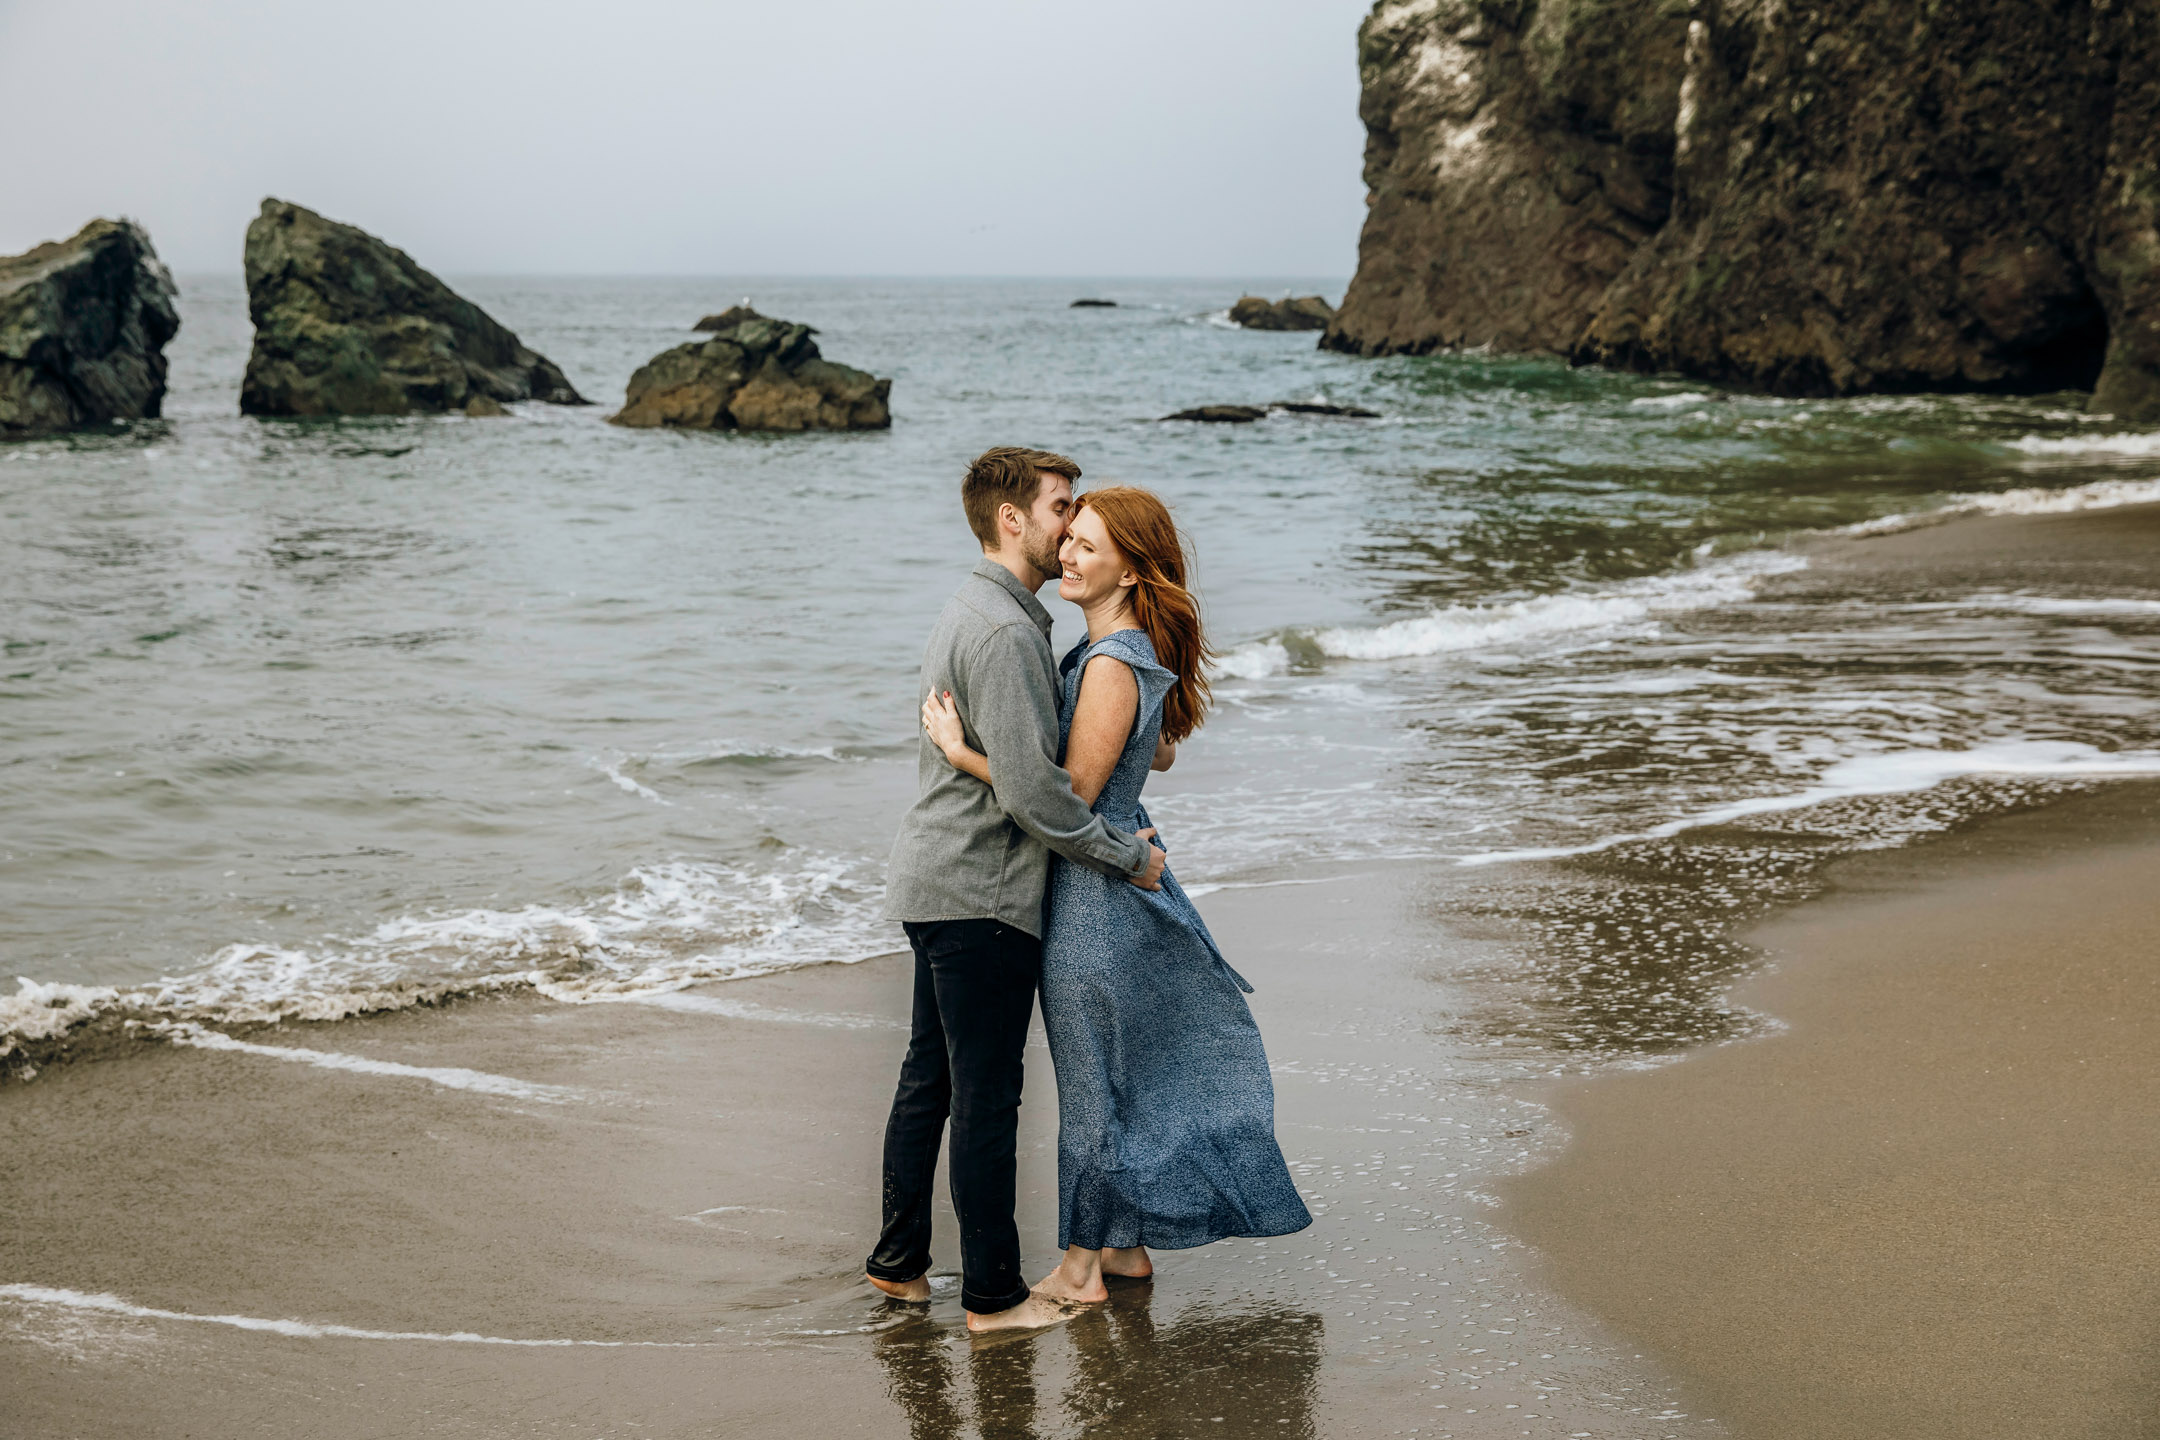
1506, 781, 2160, 1440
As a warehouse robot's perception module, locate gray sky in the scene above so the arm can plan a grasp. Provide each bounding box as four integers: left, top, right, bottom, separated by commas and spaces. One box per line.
1, 0, 1372, 276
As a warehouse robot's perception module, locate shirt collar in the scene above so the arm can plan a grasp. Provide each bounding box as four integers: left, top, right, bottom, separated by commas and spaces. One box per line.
973, 558, 1053, 638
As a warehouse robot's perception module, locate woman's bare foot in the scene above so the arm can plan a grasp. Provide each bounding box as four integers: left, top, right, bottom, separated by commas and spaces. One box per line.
965, 1292, 1076, 1333
866, 1273, 932, 1303
1032, 1246, 1110, 1303
1100, 1245, 1153, 1279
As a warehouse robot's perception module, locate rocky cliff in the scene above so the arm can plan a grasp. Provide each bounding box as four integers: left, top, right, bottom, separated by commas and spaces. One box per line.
0, 220, 179, 436
240, 199, 585, 417
1327, 0, 2160, 418
611, 315, 891, 432
1326, 0, 1688, 358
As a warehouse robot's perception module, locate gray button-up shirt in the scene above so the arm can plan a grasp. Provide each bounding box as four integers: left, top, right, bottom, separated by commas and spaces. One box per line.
883, 560, 1151, 938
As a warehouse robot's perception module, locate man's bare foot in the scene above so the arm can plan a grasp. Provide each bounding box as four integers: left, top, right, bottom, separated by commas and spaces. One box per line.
1101, 1246, 1153, 1280
867, 1273, 932, 1303
965, 1292, 1077, 1333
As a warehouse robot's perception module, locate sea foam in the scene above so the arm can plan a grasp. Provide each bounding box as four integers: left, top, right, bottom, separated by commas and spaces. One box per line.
154, 1022, 582, 1101
1840, 471, 2160, 536
2, 853, 891, 1060
1458, 739, 2160, 866
0, 1285, 702, 1347
1214, 551, 1807, 676
2007, 430, 2160, 457
0, 980, 118, 1055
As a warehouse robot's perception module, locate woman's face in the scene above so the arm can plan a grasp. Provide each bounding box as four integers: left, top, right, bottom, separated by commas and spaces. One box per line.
1057, 506, 1134, 607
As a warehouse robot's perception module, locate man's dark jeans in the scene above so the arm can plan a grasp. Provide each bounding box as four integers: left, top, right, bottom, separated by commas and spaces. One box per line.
866, 917, 1041, 1315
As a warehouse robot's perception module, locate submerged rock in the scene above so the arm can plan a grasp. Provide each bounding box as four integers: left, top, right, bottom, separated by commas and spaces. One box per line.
1070, 298, 1119, 308
694, 304, 767, 332
1229, 295, 1334, 332
1161, 401, 1379, 423
240, 199, 585, 417
1275, 401, 1380, 418
0, 219, 179, 436
1328, 0, 2158, 416
1162, 405, 1268, 423
612, 315, 891, 432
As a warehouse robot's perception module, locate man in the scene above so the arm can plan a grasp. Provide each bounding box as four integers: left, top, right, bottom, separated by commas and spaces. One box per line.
866, 446, 1166, 1333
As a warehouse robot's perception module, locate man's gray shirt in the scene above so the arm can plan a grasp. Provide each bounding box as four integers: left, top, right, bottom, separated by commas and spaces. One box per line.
883, 560, 1151, 938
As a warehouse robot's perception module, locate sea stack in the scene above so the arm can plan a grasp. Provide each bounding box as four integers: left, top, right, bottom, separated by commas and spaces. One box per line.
612, 314, 891, 432
694, 304, 767, 332
239, 199, 585, 417
1326, 0, 2160, 417
1230, 296, 1335, 332
0, 220, 179, 436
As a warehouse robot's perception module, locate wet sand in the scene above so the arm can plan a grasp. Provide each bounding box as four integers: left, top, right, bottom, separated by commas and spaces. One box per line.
0, 866, 1707, 1440
1501, 504, 2160, 1440
1506, 783, 2160, 1440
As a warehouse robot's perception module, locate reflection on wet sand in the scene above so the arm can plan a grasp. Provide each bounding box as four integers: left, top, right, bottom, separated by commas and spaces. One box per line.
873, 1286, 1324, 1440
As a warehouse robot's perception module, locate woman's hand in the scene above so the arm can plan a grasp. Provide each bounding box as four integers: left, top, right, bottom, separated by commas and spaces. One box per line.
923, 690, 992, 785
922, 690, 966, 756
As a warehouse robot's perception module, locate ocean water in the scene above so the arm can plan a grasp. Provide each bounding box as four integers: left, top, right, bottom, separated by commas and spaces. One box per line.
5, 275, 2160, 1057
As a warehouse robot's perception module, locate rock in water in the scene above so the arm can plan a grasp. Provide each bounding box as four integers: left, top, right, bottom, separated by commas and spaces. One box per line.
1162, 405, 1269, 423
1160, 402, 1379, 422
239, 199, 585, 417
1230, 296, 1335, 331
1070, 298, 1119, 308
0, 219, 179, 436
1274, 401, 1380, 418
611, 316, 891, 432
694, 305, 767, 331
1327, 0, 2158, 416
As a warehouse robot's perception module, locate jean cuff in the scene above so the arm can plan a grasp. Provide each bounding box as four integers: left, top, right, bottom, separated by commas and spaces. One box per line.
865, 1257, 930, 1284
961, 1280, 1031, 1316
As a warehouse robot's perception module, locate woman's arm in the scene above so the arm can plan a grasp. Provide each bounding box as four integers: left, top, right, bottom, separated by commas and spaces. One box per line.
922, 691, 992, 786
924, 655, 1142, 807
1064, 655, 1139, 807
1151, 736, 1176, 772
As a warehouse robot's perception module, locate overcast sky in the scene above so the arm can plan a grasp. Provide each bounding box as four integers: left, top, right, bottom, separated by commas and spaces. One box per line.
0, 0, 1373, 276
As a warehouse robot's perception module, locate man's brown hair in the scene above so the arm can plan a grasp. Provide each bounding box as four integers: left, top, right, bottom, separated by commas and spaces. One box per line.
962, 446, 1081, 549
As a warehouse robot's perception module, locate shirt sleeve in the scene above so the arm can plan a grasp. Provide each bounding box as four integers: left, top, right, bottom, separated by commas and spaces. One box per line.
962, 625, 1151, 878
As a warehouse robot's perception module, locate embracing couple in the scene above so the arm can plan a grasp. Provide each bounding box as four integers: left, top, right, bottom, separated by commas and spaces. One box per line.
866, 446, 1310, 1332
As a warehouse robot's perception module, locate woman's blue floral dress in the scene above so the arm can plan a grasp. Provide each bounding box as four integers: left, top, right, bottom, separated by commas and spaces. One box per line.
1042, 628, 1311, 1252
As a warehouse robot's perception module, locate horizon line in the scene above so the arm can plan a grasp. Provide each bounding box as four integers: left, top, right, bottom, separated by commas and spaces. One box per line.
162, 270, 1357, 284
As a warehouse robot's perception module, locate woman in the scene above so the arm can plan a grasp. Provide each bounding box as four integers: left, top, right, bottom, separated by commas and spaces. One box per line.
922, 485, 1311, 1304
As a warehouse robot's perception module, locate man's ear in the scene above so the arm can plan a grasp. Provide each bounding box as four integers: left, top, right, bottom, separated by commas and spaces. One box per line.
997, 501, 1023, 537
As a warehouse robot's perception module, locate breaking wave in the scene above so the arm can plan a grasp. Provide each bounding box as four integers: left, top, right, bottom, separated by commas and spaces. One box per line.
1458, 740, 2160, 867
1213, 551, 1808, 677
3, 853, 893, 1060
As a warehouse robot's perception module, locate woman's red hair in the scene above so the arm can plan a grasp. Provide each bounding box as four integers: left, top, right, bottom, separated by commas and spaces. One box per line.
1072, 486, 1212, 743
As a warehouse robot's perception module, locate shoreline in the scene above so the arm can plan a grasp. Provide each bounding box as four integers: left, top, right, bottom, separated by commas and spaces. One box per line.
1493, 500, 2160, 1438
4, 499, 2158, 1436
0, 862, 1717, 1440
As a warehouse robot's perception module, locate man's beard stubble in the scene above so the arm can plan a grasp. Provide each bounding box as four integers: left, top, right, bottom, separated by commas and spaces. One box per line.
1021, 522, 1062, 586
